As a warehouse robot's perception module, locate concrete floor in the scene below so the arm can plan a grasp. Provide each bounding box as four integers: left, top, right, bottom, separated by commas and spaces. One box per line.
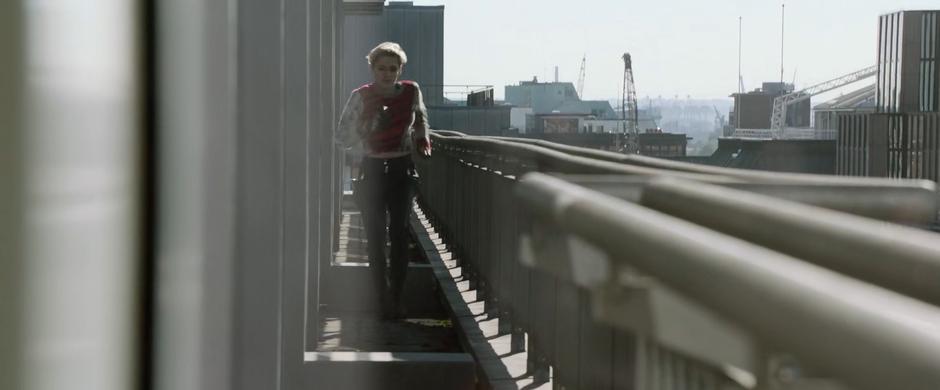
317, 207, 461, 354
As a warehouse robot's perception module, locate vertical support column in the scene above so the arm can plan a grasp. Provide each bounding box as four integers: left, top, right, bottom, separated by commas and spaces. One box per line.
510, 167, 530, 354
233, 0, 284, 388
0, 2, 24, 389
553, 282, 581, 389
577, 291, 613, 390
281, 0, 310, 386
869, 114, 888, 177
154, 0, 238, 388
305, 0, 325, 352
496, 172, 514, 335
527, 335, 552, 384
529, 269, 557, 384
7, 2, 143, 389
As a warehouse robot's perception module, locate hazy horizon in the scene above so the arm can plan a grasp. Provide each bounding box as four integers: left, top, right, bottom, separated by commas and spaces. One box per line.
406, 0, 939, 103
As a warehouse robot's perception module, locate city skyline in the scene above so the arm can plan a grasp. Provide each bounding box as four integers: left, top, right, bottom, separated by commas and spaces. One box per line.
407, 0, 939, 102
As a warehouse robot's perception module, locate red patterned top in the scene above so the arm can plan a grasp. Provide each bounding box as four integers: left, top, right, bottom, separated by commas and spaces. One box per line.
335, 80, 430, 158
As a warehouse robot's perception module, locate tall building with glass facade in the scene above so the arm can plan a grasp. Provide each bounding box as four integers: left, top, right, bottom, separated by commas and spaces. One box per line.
877, 11, 940, 113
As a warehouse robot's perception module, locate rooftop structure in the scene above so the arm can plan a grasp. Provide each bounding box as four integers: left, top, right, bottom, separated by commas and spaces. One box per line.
813, 84, 876, 131
730, 82, 810, 131
505, 80, 580, 114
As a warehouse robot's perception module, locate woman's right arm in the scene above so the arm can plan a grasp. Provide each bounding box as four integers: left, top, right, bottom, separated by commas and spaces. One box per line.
335, 91, 363, 149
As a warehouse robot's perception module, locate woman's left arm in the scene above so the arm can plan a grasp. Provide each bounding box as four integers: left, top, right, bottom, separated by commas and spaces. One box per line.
412, 83, 431, 157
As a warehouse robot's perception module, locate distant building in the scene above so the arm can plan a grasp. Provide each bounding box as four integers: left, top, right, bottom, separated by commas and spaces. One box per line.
730, 82, 811, 130
875, 10, 939, 112
467, 88, 494, 107
341, 1, 445, 105
581, 112, 659, 134
427, 105, 512, 136
504, 79, 617, 118
510, 107, 534, 134
581, 120, 624, 134
518, 133, 625, 152
505, 79, 579, 113
639, 132, 688, 158
675, 138, 836, 174
554, 100, 618, 119
838, 10, 940, 183
839, 112, 940, 180
534, 113, 586, 134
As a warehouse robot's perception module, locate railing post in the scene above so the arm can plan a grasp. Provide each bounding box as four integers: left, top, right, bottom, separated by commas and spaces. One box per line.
505, 154, 530, 354
527, 334, 551, 384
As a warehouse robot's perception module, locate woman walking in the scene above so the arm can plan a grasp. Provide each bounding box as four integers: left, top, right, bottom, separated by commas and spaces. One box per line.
335, 42, 432, 319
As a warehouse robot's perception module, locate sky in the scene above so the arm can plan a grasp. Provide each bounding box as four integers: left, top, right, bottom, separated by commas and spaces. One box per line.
407, 0, 939, 102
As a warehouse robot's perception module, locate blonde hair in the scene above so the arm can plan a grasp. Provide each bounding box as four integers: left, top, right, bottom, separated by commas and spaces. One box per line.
366, 42, 408, 66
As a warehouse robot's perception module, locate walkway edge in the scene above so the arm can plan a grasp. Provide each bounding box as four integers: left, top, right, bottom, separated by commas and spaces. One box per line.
410, 203, 551, 390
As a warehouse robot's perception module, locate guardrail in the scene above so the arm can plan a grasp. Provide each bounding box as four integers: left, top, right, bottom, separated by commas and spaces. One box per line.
414, 130, 940, 390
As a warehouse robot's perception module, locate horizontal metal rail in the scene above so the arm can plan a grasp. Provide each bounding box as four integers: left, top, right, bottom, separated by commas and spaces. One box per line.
549, 174, 939, 225
490, 134, 937, 188
516, 172, 940, 390
433, 132, 741, 183
639, 177, 940, 307
433, 131, 938, 224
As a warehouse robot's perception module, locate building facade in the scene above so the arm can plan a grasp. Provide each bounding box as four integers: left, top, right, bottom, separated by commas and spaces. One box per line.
342, 1, 445, 105
427, 105, 512, 136
838, 112, 940, 182
679, 138, 836, 174
876, 11, 940, 113
639, 133, 688, 158
505, 80, 579, 114
730, 82, 811, 130
838, 11, 940, 182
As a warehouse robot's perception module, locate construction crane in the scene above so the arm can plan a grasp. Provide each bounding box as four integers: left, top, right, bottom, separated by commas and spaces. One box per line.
769, 64, 877, 138
622, 53, 639, 154
576, 54, 586, 99
713, 106, 726, 133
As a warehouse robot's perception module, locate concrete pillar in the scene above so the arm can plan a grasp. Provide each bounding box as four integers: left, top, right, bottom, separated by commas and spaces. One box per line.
1, 1, 143, 389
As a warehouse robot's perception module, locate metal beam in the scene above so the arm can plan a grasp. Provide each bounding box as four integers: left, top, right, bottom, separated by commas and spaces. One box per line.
516, 172, 940, 390
640, 177, 940, 306
770, 65, 877, 136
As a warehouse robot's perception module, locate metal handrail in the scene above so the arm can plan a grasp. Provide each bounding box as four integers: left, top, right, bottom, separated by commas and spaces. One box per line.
489, 134, 937, 188
516, 172, 940, 390
417, 129, 940, 389
433, 133, 741, 183
639, 178, 940, 306
551, 174, 939, 225
431, 130, 938, 223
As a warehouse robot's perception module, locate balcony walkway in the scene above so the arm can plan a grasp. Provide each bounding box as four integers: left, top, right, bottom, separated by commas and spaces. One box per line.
316, 206, 461, 354
312, 195, 553, 389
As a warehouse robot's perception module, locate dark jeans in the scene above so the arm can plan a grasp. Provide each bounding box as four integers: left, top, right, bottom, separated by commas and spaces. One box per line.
360, 155, 415, 306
